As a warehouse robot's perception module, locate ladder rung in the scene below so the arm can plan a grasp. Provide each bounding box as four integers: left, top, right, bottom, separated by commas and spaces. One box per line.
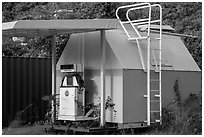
150, 111, 160, 113
144, 94, 161, 98
150, 100, 160, 102
150, 79, 160, 82
150, 90, 160, 92
155, 119, 161, 122
154, 94, 161, 97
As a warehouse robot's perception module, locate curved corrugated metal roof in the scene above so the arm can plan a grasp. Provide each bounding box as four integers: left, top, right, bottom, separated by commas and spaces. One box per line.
2, 19, 119, 37
57, 28, 200, 72
106, 28, 200, 71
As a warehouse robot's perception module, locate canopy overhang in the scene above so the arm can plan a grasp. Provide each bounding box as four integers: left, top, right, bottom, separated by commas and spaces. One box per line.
2, 19, 117, 125
2, 19, 119, 37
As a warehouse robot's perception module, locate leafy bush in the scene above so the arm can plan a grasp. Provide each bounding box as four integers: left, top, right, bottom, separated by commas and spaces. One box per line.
148, 92, 202, 135
8, 103, 39, 128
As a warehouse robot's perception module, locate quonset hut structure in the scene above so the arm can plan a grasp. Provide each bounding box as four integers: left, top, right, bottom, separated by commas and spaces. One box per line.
2, 3, 201, 131
56, 22, 201, 128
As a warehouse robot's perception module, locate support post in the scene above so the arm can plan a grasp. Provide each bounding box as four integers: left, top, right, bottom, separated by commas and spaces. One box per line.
100, 30, 106, 127
147, 36, 151, 126
81, 33, 85, 116
147, 6, 152, 126
159, 5, 162, 124
51, 35, 57, 123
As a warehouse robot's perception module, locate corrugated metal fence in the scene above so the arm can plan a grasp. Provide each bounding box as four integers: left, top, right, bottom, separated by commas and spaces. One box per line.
2, 57, 52, 127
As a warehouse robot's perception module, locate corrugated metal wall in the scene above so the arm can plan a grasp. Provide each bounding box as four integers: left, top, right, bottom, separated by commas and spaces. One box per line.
2, 57, 52, 127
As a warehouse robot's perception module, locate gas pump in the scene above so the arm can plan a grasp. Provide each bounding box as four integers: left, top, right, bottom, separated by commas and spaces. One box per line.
58, 64, 85, 120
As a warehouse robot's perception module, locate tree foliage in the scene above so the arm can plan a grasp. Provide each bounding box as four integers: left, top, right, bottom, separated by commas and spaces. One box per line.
2, 2, 202, 68
161, 2, 202, 68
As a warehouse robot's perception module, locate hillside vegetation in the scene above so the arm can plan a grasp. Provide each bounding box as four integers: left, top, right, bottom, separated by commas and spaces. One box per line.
2, 2, 202, 69
2, 2, 202, 135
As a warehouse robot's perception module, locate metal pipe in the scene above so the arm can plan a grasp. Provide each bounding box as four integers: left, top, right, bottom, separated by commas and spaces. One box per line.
116, 3, 150, 19
147, 5, 152, 126
126, 5, 150, 14
125, 5, 151, 74
136, 39, 146, 70
115, 3, 151, 39
100, 30, 106, 127
82, 33, 85, 116
119, 21, 131, 39
121, 18, 149, 24
125, 4, 151, 38
52, 35, 57, 123
158, 4, 162, 125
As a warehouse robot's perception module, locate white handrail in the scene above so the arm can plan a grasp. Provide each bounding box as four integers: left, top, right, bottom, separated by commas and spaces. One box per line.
157, 3, 162, 125
126, 4, 151, 38
116, 3, 151, 40
146, 4, 152, 126
116, 3, 163, 125
116, 3, 150, 20
121, 18, 149, 24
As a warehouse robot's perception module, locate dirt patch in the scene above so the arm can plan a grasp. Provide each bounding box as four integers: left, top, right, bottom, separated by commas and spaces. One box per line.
2, 125, 49, 135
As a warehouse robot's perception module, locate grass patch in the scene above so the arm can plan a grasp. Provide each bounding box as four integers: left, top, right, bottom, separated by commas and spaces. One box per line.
5, 90, 202, 135
146, 92, 202, 135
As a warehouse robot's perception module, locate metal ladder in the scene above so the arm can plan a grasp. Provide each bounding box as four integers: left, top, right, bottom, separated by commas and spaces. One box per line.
116, 3, 162, 126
